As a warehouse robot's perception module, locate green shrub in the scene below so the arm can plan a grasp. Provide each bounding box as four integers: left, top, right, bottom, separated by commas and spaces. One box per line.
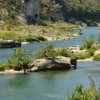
98, 34, 100, 44
93, 54, 100, 61
34, 42, 55, 59
54, 48, 75, 58
25, 35, 38, 42
34, 43, 76, 59
16, 35, 46, 42
81, 36, 94, 49
76, 53, 91, 59
37, 36, 46, 41
0, 65, 5, 72
0, 31, 20, 40
8, 48, 32, 74
88, 48, 95, 56
86, 36, 94, 49
0, 64, 10, 71
68, 81, 100, 100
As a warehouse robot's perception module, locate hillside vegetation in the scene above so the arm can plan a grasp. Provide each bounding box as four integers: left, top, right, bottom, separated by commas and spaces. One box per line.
0, 0, 100, 24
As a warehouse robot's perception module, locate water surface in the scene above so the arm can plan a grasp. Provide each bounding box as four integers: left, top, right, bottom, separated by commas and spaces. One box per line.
0, 61, 100, 100
0, 26, 100, 63
0, 27, 100, 100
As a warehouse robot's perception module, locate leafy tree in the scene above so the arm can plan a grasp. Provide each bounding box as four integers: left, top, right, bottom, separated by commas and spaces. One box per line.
8, 48, 32, 74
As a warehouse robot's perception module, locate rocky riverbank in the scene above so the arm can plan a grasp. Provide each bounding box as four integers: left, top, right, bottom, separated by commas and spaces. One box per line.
0, 56, 77, 74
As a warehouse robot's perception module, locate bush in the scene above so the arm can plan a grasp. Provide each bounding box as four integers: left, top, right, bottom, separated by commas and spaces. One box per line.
37, 36, 46, 41
93, 54, 100, 61
86, 36, 94, 49
0, 31, 20, 40
8, 48, 32, 74
34, 42, 55, 59
76, 53, 91, 59
16, 35, 46, 42
87, 48, 95, 56
0, 65, 5, 72
98, 34, 100, 44
68, 80, 100, 100
54, 48, 75, 58
24, 35, 38, 42
34, 42, 76, 59
0, 64, 10, 71
81, 36, 94, 49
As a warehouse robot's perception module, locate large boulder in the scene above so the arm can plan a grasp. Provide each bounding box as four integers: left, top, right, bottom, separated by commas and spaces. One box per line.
30, 56, 77, 72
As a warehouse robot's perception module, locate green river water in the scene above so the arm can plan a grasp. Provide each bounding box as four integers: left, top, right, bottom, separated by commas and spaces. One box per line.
0, 27, 100, 100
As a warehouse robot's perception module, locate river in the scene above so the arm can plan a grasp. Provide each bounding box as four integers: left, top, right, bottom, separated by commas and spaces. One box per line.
0, 27, 100, 100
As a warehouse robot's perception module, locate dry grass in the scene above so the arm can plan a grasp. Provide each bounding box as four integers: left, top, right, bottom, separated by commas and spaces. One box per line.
0, 22, 80, 41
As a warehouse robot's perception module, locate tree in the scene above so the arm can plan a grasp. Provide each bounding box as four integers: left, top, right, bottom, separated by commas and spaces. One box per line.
8, 48, 32, 74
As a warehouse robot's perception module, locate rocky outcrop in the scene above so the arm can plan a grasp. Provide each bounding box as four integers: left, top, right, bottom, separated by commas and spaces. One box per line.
0, 40, 21, 48
30, 56, 77, 72
0, 0, 100, 24
24, 0, 40, 24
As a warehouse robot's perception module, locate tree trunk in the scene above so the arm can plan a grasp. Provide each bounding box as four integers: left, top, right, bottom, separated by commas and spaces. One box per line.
23, 68, 27, 75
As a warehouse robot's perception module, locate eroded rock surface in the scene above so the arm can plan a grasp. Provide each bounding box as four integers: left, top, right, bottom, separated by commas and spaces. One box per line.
30, 56, 77, 72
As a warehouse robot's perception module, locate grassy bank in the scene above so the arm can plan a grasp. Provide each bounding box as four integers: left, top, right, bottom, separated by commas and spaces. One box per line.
0, 30, 46, 42
0, 22, 80, 42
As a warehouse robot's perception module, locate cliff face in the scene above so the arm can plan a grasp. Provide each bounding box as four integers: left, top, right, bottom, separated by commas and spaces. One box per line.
0, 0, 100, 24
0, 0, 64, 24
0, 0, 26, 24
24, 0, 40, 24
24, 0, 63, 24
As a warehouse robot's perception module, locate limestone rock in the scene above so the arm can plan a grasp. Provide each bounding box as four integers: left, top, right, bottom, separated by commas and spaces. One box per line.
30, 56, 77, 72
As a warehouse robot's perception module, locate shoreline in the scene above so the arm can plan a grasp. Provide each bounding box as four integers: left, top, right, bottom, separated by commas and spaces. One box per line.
0, 60, 99, 75
0, 69, 24, 75
77, 58, 93, 62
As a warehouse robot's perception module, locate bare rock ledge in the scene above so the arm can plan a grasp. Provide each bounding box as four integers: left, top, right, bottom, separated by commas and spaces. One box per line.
30, 56, 77, 72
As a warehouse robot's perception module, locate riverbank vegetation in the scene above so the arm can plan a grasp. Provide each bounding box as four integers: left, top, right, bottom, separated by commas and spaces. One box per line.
0, 34, 100, 73
34, 36, 100, 61
7, 48, 32, 74
34, 42, 75, 59
68, 79, 100, 100
93, 54, 100, 61
0, 30, 46, 43
0, 22, 80, 42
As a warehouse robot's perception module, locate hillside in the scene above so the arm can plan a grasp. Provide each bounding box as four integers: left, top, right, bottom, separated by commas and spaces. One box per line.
0, 0, 100, 25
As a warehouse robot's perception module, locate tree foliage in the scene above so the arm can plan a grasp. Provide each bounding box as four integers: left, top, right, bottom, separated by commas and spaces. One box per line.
68, 79, 100, 100
8, 48, 32, 74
